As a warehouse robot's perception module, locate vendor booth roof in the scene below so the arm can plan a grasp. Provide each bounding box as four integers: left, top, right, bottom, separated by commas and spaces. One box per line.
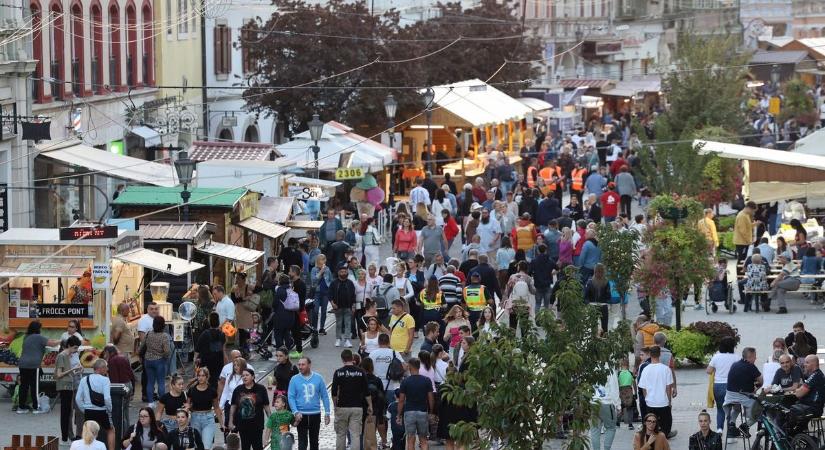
37, 141, 178, 187
112, 186, 249, 208
0, 258, 92, 277
257, 197, 294, 224
517, 97, 553, 112
139, 221, 215, 241
237, 216, 290, 240
425, 79, 531, 127
283, 176, 341, 189
695, 140, 825, 171
600, 78, 661, 98
189, 141, 282, 162
114, 248, 205, 276
793, 128, 825, 156
195, 241, 263, 264
275, 121, 392, 173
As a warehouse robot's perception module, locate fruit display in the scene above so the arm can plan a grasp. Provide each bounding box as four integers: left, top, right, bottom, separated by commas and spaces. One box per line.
42, 351, 58, 367
80, 349, 100, 368
0, 329, 18, 345
0, 347, 19, 365
89, 333, 106, 350
9, 334, 23, 357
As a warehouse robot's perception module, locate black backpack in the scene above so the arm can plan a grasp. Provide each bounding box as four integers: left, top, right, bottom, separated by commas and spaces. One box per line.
387, 351, 405, 382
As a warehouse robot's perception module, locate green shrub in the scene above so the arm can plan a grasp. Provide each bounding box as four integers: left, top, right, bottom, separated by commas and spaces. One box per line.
717, 215, 736, 231
718, 231, 734, 251
665, 329, 712, 364
687, 321, 740, 354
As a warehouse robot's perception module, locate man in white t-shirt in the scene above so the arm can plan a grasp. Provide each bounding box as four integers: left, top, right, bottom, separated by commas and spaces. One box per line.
369, 334, 405, 398
212, 285, 235, 325
217, 350, 253, 405
638, 345, 675, 438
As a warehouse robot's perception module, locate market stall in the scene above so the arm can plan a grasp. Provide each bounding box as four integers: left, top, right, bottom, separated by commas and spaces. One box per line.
0, 226, 203, 374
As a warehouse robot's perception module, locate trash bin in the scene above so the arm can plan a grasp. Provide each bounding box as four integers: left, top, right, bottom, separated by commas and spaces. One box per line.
109, 383, 131, 441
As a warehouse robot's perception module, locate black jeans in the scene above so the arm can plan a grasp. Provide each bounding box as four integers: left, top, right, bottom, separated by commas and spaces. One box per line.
59, 390, 74, 440
297, 413, 322, 450
620, 195, 632, 218
18, 367, 38, 410
647, 405, 672, 435
240, 427, 264, 450
735, 245, 749, 264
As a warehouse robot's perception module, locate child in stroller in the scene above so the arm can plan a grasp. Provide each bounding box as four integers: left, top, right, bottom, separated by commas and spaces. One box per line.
707, 258, 734, 313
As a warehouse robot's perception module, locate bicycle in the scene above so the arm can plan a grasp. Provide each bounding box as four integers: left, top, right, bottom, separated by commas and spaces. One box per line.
745, 393, 819, 450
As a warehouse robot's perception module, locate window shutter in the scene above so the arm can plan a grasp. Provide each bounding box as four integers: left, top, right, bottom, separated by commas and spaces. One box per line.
222, 27, 231, 73
214, 26, 223, 74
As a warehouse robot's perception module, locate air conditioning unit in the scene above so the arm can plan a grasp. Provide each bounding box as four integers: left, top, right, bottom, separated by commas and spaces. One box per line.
162, 248, 179, 258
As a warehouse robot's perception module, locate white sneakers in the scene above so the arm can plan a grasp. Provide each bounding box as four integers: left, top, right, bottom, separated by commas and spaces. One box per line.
335, 339, 341, 347
344, 339, 352, 348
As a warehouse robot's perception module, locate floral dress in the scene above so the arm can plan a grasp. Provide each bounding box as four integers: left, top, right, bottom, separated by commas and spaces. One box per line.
744, 263, 768, 291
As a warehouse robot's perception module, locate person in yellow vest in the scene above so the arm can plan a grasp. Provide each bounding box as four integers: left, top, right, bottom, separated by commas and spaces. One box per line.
463, 271, 492, 329
734, 201, 759, 263
510, 212, 538, 255
419, 276, 444, 328
570, 162, 588, 204
697, 208, 719, 252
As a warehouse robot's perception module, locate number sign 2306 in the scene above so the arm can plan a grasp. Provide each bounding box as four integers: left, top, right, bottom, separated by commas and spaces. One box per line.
335, 167, 364, 180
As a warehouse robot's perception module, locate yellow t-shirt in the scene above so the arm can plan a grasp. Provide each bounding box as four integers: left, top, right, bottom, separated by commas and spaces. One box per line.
388, 313, 415, 352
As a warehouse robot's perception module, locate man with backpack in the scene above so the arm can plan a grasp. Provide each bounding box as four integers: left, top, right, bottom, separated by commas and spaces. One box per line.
369, 333, 407, 399
329, 264, 357, 348
76, 359, 115, 450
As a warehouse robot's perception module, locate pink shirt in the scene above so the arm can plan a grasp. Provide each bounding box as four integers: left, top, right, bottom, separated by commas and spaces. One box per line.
395, 229, 417, 253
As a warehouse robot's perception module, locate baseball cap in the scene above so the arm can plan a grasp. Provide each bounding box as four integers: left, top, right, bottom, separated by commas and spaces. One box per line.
471, 202, 483, 211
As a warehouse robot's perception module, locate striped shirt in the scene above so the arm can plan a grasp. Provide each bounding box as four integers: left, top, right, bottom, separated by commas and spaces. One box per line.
438, 273, 462, 305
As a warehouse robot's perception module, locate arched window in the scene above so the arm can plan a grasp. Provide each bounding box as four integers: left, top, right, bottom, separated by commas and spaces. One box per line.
109, 2, 122, 90
90, 2, 103, 94
31, 1, 46, 102
218, 128, 233, 141
49, 0, 64, 100
141, 2, 153, 86
70, 1, 84, 96
126, 3, 137, 87
243, 125, 259, 142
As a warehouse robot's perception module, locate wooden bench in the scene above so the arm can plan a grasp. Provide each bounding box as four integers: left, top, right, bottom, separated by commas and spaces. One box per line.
3, 435, 59, 450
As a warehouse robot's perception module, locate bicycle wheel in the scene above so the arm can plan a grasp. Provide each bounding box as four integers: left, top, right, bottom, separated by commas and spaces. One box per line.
750, 430, 774, 450
790, 434, 818, 450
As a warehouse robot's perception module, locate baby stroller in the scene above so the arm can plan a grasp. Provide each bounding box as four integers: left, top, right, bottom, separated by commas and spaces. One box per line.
705, 268, 735, 314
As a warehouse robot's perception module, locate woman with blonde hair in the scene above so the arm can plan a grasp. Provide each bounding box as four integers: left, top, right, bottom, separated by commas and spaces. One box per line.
70, 421, 106, 450
443, 305, 470, 352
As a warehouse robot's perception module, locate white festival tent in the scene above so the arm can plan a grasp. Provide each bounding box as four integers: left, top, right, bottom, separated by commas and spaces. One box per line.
275, 121, 393, 173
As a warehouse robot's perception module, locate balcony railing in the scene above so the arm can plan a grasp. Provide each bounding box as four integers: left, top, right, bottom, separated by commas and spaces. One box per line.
71, 59, 81, 96
50, 61, 62, 100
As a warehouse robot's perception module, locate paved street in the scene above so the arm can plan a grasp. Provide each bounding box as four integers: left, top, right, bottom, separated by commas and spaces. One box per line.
1, 221, 822, 449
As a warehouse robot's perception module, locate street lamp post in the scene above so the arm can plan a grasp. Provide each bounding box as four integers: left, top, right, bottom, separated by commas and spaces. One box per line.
308, 113, 324, 179
384, 94, 397, 199
422, 88, 434, 173
174, 150, 195, 222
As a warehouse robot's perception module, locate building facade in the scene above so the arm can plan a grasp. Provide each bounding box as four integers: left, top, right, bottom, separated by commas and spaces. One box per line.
0, 5, 37, 228
792, 0, 825, 38
204, 0, 277, 144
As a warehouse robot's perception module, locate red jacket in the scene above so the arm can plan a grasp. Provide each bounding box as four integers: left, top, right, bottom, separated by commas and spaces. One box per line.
443, 217, 460, 241
610, 158, 628, 177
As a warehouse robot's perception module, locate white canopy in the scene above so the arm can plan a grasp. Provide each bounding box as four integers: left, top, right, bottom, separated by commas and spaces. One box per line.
695, 139, 825, 202
517, 97, 553, 112
275, 121, 392, 173
427, 79, 531, 127
37, 141, 178, 187
793, 128, 825, 156
114, 248, 204, 276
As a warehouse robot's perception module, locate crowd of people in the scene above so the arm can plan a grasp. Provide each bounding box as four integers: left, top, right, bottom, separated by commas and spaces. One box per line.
11, 113, 825, 450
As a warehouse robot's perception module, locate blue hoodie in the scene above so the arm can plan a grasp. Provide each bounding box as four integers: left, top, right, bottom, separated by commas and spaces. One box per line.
288, 371, 331, 415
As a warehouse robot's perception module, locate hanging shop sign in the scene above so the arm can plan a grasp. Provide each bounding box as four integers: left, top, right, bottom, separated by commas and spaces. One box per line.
37, 304, 90, 318
92, 262, 110, 289
59, 226, 118, 241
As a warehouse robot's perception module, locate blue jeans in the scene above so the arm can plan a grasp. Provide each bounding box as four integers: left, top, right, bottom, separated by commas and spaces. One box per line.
191, 411, 216, 449
335, 309, 353, 340
590, 402, 617, 450
144, 358, 167, 403
160, 417, 177, 433
535, 286, 552, 310
314, 294, 329, 331
713, 383, 727, 430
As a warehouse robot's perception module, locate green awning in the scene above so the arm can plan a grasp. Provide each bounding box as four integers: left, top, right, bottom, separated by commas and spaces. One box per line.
112, 186, 249, 208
